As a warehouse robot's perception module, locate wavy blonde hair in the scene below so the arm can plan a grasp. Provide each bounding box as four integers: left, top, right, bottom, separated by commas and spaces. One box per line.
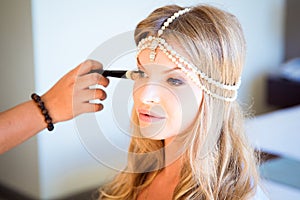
99, 4, 259, 200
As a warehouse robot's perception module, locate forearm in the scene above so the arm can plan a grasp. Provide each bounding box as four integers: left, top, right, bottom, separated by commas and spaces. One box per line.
0, 100, 47, 154
0, 60, 108, 154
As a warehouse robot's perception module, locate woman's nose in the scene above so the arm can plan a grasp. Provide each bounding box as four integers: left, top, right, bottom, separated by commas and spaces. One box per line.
138, 84, 161, 104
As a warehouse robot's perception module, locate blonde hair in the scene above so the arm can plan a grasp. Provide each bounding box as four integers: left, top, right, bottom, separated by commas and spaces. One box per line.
100, 4, 259, 200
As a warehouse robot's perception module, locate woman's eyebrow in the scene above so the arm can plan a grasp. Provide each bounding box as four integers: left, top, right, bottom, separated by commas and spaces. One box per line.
136, 57, 146, 70
163, 67, 181, 74
137, 64, 146, 71
136, 57, 142, 66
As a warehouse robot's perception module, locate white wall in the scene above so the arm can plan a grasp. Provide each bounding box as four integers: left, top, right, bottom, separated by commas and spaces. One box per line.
0, 0, 285, 199
0, 0, 40, 199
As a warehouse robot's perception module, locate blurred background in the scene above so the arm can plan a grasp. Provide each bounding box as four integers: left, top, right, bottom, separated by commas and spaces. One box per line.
0, 0, 299, 199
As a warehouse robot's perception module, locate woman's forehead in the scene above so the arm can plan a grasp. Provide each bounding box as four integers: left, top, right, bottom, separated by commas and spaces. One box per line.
137, 49, 177, 70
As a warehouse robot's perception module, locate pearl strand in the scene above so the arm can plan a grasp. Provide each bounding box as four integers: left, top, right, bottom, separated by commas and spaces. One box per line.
136, 7, 240, 102
157, 8, 191, 37
138, 37, 241, 91
137, 36, 239, 102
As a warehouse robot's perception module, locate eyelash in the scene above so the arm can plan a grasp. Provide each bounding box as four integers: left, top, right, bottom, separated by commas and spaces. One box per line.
133, 70, 148, 79
167, 77, 184, 86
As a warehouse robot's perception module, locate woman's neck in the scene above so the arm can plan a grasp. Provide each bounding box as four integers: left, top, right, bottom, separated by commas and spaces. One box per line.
137, 137, 184, 200
163, 136, 184, 176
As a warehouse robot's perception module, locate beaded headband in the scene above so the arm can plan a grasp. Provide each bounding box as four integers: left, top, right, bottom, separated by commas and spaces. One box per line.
136, 8, 241, 102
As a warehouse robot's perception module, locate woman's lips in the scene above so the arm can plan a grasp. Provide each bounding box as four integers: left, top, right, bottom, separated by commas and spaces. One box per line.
138, 109, 165, 123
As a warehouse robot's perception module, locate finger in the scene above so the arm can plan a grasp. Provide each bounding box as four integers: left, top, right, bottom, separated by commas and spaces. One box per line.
92, 89, 107, 101
78, 103, 104, 113
93, 103, 104, 112
75, 73, 110, 89
77, 59, 103, 76
75, 89, 107, 102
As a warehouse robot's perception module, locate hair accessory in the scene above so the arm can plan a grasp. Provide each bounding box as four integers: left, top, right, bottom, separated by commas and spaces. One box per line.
136, 7, 241, 102
31, 93, 54, 131
148, 8, 191, 62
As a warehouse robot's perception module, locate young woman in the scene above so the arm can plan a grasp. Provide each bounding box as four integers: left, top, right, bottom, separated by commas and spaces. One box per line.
99, 4, 265, 200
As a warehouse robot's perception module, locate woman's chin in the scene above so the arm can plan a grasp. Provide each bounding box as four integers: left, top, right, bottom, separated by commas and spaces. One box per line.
139, 128, 165, 140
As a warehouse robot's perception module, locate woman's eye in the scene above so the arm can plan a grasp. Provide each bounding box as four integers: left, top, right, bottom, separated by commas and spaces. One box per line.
167, 78, 184, 86
138, 70, 148, 78
131, 70, 148, 80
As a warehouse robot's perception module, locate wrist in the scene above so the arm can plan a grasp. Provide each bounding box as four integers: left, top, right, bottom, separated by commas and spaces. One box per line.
41, 92, 60, 124
31, 93, 54, 131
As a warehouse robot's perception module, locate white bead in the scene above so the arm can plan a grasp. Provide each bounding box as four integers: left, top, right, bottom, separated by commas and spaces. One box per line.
158, 30, 163, 36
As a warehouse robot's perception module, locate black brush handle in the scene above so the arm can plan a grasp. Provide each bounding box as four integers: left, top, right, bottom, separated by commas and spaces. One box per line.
89, 70, 128, 78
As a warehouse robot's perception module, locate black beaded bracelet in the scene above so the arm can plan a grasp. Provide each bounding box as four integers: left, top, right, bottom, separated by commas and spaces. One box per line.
31, 93, 54, 131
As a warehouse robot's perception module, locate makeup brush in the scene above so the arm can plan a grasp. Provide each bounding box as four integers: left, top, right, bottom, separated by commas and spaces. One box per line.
89, 69, 136, 79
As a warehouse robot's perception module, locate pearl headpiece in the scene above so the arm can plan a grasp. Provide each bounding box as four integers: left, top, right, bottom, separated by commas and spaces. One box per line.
136, 8, 241, 102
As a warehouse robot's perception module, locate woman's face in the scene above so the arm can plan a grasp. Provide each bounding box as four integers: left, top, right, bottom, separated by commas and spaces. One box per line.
133, 49, 203, 140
